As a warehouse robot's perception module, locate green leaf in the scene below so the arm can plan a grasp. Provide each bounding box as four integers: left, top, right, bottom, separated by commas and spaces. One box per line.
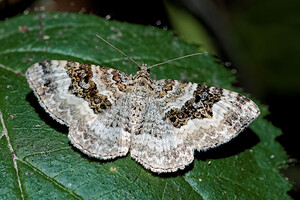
164, 1, 217, 53
0, 12, 291, 199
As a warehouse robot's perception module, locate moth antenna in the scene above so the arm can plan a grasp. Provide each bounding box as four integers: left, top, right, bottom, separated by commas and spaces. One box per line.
147, 52, 203, 70
96, 34, 142, 69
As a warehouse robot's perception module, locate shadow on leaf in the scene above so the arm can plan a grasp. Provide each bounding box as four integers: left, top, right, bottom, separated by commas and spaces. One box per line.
195, 128, 260, 161
26, 92, 68, 134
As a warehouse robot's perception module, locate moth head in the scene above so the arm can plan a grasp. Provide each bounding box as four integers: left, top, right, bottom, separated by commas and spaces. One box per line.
139, 64, 150, 73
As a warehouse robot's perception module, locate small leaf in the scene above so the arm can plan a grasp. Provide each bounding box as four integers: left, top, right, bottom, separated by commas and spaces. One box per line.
0, 12, 291, 199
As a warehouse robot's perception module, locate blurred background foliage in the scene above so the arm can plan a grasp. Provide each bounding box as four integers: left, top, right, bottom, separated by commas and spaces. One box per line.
1, 0, 299, 198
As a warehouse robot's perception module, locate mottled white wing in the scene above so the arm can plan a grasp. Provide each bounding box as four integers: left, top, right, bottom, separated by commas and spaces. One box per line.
130, 99, 194, 173
131, 78, 260, 173
154, 79, 260, 152
26, 60, 131, 159
130, 78, 261, 173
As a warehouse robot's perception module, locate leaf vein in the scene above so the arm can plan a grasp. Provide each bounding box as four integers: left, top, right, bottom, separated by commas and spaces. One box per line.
23, 147, 71, 159
18, 159, 83, 199
100, 169, 143, 198
0, 111, 24, 200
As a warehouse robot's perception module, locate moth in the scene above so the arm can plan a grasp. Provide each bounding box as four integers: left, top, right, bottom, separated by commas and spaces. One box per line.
26, 35, 260, 173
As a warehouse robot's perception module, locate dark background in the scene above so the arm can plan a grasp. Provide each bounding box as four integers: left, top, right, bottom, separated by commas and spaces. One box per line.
1, 0, 299, 198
